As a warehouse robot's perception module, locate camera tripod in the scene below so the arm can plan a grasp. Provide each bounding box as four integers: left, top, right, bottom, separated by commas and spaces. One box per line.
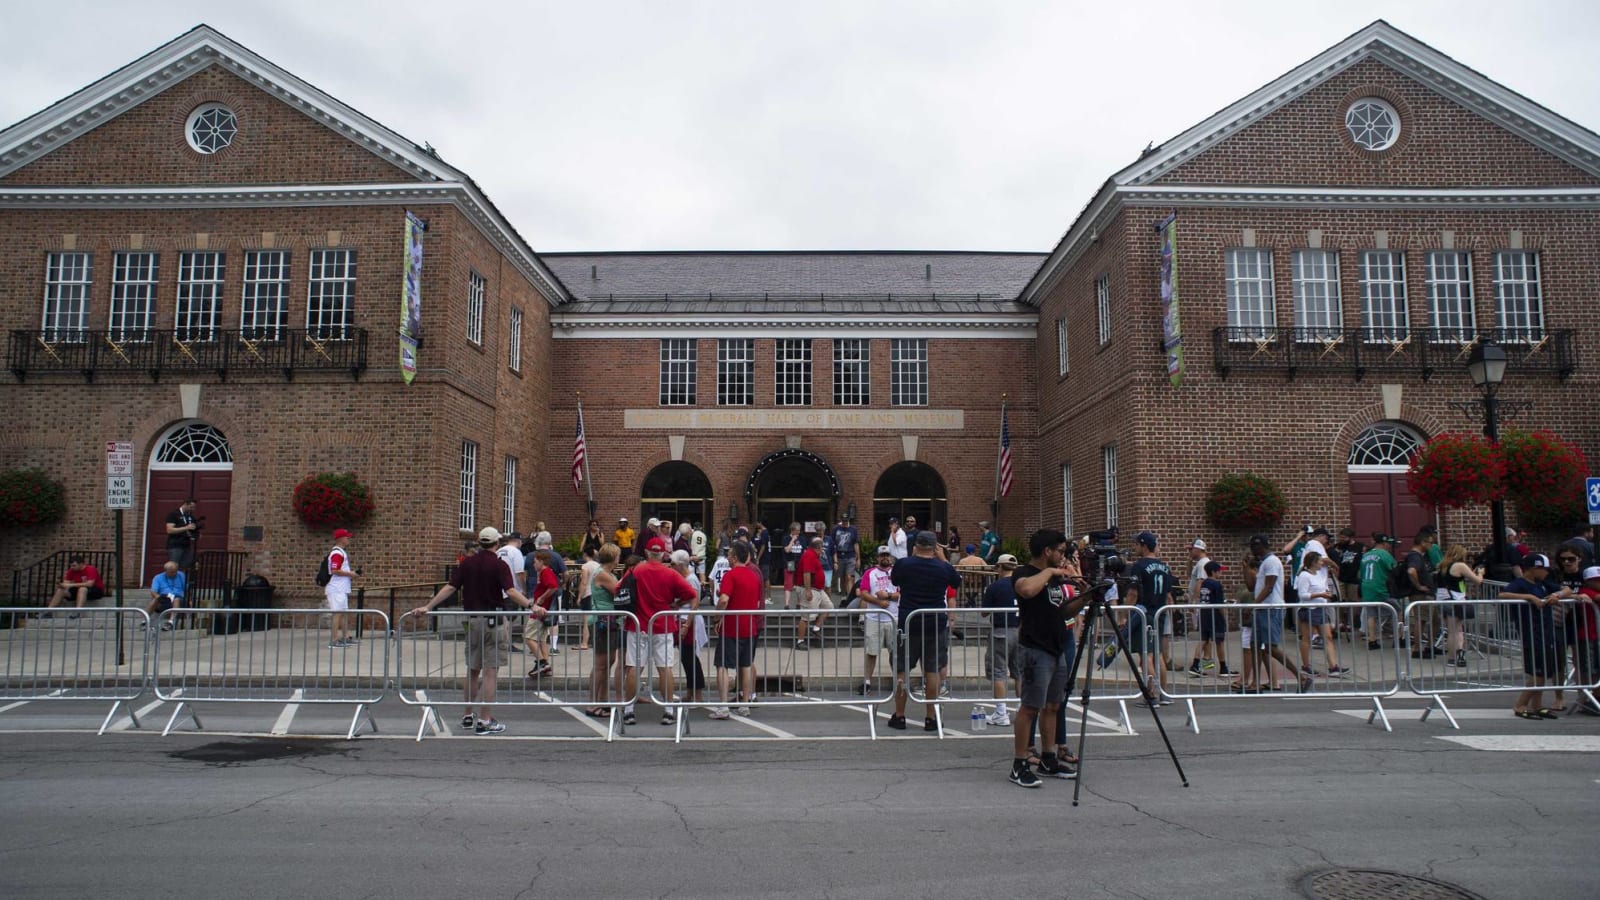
1064, 582, 1189, 805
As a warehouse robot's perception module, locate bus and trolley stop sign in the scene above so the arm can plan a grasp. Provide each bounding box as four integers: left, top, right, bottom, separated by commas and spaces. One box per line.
106, 440, 133, 510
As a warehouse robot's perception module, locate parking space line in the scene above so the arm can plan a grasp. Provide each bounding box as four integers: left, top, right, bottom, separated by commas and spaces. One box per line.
109, 697, 167, 732
270, 689, 304, 735
728, 713, 796, 739
0, 700, 32, 714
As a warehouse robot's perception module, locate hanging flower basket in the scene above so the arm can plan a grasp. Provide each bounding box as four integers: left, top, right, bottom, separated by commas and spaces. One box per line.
292, 473, 375, 528
1205, 473, 1287, 530
0, 468, 66, 528
1500, 429, 1589, 531
1406, 433, 1504, 510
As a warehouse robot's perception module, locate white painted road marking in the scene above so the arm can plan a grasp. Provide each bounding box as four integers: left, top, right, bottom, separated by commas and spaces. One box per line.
1438, 735, 1600, 752
0, 700, 32, 714
270, 689, 304, 735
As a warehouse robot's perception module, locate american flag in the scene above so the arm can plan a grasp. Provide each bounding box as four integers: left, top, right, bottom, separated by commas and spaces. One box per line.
571, 405, 587, 496
998, 406, 1014, 498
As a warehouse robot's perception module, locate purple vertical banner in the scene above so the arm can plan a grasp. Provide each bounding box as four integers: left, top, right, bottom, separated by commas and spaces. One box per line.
1159, 212, 1183, 387
399, 211, 425, 384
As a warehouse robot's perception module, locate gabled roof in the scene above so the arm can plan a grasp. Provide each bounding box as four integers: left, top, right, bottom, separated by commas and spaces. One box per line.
1019, 19, 1600, 305
0, 24, 571, 305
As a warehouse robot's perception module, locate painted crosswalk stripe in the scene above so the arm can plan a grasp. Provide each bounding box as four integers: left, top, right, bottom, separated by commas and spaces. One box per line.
109, 697, 169, 732
0, 700, 32, 714
1438, 735, 1600, 752
270, 689, 304, 735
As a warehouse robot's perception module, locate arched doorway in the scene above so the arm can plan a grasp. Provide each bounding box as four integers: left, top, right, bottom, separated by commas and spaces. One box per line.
142, 421, 233, 583
747, 449, 839, 581
640, 461, 713, 534
1347, 421, 1433, 542
873, 462, 948, 543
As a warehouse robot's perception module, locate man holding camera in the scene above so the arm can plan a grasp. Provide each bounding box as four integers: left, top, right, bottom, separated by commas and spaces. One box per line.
145, 560, 186, 631
1009, 529, 1094, 787
164, 498, 200, 571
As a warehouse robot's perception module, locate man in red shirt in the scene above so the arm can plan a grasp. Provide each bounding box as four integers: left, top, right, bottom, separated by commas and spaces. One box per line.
525, 550, 561, 678
622, 535, 699, 726
710, 541, 764, 719
794, 536, 833, 648
45, 555, 106, 618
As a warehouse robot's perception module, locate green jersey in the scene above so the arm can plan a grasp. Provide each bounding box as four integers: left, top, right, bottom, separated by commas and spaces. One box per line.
1427, 544, 1443, 568
1359, 548, 1396, 602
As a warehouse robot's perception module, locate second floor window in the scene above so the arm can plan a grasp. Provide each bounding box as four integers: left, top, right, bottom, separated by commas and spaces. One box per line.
508, 307, 523, 372
1225, 249, 1274, 337
833, 338, 870, 406
307, 248, 356, 340
890, 338, 928, 406
1493, 251, 1543, 341
110, 251, 159, 342
1291, 249, 1341, 338
242, 250, 289, 340
466, 271, 486, 346
717, 339, 754, 406
1095, 275, 1112, 346
1057, 317, 1068, 376
42, 251, 92, 342
775, 338, 812, 406
659, 339, 697, 405
176, 251, 225, 342
1425, 251, 1474, 342
502, 456, 518, 535
1359, 250, 1407, 341
458, 440, 478, 531
1102, 443, 1119, 528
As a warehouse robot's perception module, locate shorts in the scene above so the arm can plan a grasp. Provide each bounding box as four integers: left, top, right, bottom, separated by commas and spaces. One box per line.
626, 630, 675, 669
464, 618, 510, 670
1125, 608, 1159, 654
167, 543, 195, 568
798, 589, 834, 619
1018, 645, 1072, 709
325, 592, 349, 612
1199, 607, 1227, 639
153, 593, 184, 612
898, 627, 949, 674
1251, 608, 1285, 647
714, 636, 756, 669
1239, 625, 1253, 649
987, 627, 1020, 681
526, 616, 550, 643
862, 617, 896, 657
591, 618, 620, 654
1296, 605, 1329, 627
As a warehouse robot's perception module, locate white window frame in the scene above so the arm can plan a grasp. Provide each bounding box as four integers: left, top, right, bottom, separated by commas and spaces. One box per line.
717, 338, 754, 406
1291, 249, 1341, 339
1102, 444, 1118, 528
1095, 275, 1112, 346
890, 338, 928, 407
833, 338, 871, 406
1056, 317, 1069, 376
466, 271, 486, 346
1346, 98, 1400, 152
507, 306, 523, 372
502, 455, 517, 535
307, 248, 356, 340
241, 250, 289, 341
1225, 249, 1275, 338
176, 251, 224, 342
42, 251, 92, 342
658, 339, 698, 406
1493, 251, 1544, 342
459, 440, 478, 532
110, 251, 159, 342
1061, 463, 1073, 536
1425, 251, 1474, 343
1359, 250, 1408, 342
775, 338, 812, 407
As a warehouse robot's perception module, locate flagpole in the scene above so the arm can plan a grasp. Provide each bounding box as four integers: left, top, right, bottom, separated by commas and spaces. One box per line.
577, 391, 595, 518
992, 394, 1006, 519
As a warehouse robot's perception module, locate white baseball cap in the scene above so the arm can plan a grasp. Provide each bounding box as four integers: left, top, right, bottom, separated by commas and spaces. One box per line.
478, 526, 502, 543
1191, 539, 1207, 551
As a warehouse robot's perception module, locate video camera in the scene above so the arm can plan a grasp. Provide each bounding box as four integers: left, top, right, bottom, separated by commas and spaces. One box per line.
1079, 526, 1124, 584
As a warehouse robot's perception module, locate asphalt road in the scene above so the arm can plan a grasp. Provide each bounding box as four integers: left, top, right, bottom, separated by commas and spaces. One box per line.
1, 696, 1597, 900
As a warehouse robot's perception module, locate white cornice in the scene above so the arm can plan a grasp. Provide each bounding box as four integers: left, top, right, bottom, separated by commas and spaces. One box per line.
550, 314, 1037, 340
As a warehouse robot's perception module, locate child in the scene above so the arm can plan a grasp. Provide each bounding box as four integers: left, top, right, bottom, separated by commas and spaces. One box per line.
1188, 560, 1233, 678
1231, 556, 1260, 693
1575, 567, 1600, 715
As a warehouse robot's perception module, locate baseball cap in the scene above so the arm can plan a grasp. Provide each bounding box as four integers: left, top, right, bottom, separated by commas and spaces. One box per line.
1248, 533, 1271, 547
644, 535, 670, 554
996, 553, 1018, 568
647, 518, 661, 528
1311, 525, 1330, 537
333, 528, 353, 540
889, 516, 899, 523
913, 530, 939, 548
477, 526, 501, 544
618, 516, 628, 522
1191, 538, 1207, 551
1372, 532, 1394, 545
1303, 524, 1315, 535
1522, 553, 1551, 570
1203, 560, 1224, 574
1136, 530, 1158, 549
670, 549, 691, 566
1584, 566, 1600, 581
876, 545, 892, 556
505, 531, 523, 541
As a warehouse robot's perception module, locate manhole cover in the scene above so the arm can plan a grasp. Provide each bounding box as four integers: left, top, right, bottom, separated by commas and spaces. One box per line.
1301, 869, 1484, 900
169, 739, 355, 766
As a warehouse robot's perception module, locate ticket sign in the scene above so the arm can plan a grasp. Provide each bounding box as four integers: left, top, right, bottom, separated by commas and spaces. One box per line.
107, 441, 134, 509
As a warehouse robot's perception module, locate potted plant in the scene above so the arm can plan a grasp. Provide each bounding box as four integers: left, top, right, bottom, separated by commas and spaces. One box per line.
1405, 433, 1505, 510
0, 468, 66, 528
1205, 473, 1287, 530
292, 473, 375, 528
1499, 429, 1588, 531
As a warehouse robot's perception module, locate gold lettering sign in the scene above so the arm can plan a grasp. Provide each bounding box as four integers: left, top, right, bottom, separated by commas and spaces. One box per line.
623, 409, 965, 430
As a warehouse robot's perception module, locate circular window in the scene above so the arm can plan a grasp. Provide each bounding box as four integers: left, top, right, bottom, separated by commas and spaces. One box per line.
1345, 98, 1400, 151
185, 103, 238, 154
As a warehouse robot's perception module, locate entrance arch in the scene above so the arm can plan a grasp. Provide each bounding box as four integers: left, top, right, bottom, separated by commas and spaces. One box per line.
873, 462, 948, 543
142, 420, 234, 583
747, 449, 839, 580
1346, 421, 1433, 541
640, 461, 714, 533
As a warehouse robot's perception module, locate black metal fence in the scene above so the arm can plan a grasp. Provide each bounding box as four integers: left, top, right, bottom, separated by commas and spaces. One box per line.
9, 328, 368, 381
1212, 327, 1576, 380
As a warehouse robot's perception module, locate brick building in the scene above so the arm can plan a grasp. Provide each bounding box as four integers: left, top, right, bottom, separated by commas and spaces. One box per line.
2, 21, 1597, 599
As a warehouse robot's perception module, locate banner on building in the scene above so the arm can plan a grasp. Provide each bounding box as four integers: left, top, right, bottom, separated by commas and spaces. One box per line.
1159, 212, 1183, 387
399, 211, 426, 384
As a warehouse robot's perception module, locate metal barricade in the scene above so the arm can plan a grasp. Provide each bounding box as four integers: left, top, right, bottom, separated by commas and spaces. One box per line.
1404, 594, 1600, 729
1156, 602, 1404, 732
0, 607, 150, 734
1075, 603, 1166, 735
645, 608, 897, 742
153, 607, 389, 738
954, 567, 996, 608
395, 609, 637, 741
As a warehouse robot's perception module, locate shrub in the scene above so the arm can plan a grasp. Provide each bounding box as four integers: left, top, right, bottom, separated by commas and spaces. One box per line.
1406, 433, 1505, 510
0, 468, 66, 528
291, 472, 375, 528
1205, 474, 1287, 530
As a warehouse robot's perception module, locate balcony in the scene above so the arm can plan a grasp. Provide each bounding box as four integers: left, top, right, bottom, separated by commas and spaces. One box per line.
9, 328, 368, 382
1211, 327, 1576, 381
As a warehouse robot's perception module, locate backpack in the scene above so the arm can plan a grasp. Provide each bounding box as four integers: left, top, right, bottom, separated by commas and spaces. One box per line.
1386, 558, 1411, 599
611, 571, 637, 613
315, 554, 332, 587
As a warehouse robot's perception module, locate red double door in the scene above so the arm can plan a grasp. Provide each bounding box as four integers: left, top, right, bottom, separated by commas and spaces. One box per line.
143, 470, 232, 584
1347, 473, 1433, 544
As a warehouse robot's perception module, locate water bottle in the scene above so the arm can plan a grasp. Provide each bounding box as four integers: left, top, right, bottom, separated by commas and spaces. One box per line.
971, 705, 985, 732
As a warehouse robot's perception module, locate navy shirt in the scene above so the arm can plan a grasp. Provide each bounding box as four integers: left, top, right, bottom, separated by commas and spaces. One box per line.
1198, 578, 1225, 606
891, 555, 960, 628
1129, 557, 1174, 612
982, 576, 1018, 629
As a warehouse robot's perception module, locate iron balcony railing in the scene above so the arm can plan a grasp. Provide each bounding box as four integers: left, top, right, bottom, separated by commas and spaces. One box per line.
1212, 327, 1576, 381
9, 328, 368, 382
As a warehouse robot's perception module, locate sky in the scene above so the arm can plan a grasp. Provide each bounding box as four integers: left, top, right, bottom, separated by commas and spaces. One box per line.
1, 0, 1598, 252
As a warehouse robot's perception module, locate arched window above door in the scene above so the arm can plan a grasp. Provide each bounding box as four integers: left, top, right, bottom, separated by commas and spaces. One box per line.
153, 422, 233, 466
1347, 422, 1425, 471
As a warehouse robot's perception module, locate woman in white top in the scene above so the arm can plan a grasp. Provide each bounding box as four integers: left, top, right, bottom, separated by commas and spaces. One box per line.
1293, 551, 1348, 684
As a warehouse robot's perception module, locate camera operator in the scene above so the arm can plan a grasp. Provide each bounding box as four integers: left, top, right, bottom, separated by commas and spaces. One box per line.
164, 498, 201, 571
1008, 529, 1094, 788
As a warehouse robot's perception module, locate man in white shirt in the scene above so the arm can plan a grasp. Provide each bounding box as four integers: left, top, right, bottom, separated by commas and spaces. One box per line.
496, 532, 527, 599
1248, 533, 1298, 691
886, 518, 908, 560
1186, 539, 1210, 602
690, 524, 708, 577
855, 546, 900, 694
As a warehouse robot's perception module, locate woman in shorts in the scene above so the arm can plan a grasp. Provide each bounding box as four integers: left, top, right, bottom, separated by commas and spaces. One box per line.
1435, 543, 1485, 669
1293, 551, 1347, 681
584, 544, 624, 718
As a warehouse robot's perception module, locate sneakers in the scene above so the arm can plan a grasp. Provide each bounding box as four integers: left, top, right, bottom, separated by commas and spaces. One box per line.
1009, 760, 1042, 788
794, 639, 811, 650
328, 640, 347, 649
985, 710, 1012, 727
1446, 652, 1467, 668
853, 682, 870, 696
1096, 644, 1117, 670
924, 717, 939, 732
1201, 658, 1217, 670
621, 710, 638, 726
1367, 640, 1382, 651
474, 718, 506, 735
660, 711, 676, 726
527, 661, 552, 678
1037, 755, 1077, 780
1327, 665, 1351, 677
735, 706, 750, 717
938, 682, 951, 699
460, 714, 475, 729
1310, 635, 1325, 649
1299, 666, 1316, 678
709, 707, 731, 720
1187, 661, 1204, 678
886, 714, 907, 730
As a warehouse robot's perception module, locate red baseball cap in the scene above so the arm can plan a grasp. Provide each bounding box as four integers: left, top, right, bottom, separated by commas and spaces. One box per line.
645, 536, 670, 554
333, 528, 354, 540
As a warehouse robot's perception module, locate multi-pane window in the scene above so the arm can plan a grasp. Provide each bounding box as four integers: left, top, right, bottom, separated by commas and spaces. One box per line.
1056, 317, 1068, 376
1061, 464, 1073, 536
307, 249, 356, 340
502, 456, 518, 535
109, 251, 159, 341
1425, 251, 1474, 342
458, 440, 478, 531
176, 251, 225, 341
1225, 249, 1275, 337
833, 339, 870, 406
41, 252, 92, 342
1102, 444, 1118, 528
1095, 275, 1112, 346
242, 250, 290, 340
466, 271, 486, 346
1291, 249, 1341, 338
775, 338, 812, 406
717, 339, 754, 406
658, 339, 697, 406
1493, 251, 1543, 341
890, 338, 927, 406
508, 307, 523, 372
1359, 250, 1408, 340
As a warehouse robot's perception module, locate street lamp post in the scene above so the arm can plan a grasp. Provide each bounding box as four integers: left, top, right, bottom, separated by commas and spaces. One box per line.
1466, 342, 1513, 580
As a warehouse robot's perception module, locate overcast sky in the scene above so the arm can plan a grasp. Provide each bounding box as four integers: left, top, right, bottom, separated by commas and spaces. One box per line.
2, 1, 1597, 252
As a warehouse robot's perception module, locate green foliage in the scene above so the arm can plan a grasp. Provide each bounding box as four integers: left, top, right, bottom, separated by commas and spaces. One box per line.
0, 468, 66, 528
292, 472, 375, 528
1205, 473, 1287, 530
553, 534, 583, 560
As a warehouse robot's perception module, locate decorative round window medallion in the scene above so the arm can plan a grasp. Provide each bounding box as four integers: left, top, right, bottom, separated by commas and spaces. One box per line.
186, 103, 238, 154
1345, 98, 1400, 151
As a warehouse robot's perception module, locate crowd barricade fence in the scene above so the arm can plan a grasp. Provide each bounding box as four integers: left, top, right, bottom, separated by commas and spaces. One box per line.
0, 606, 150, 734
1404, 592, 1600, 729
953, 567, 997, 609
644, 608, 897, 742
153, 607, 388, 738
1074, 603, 1161, 735
1155, 601, 1404, 733
394, 609, 637, 741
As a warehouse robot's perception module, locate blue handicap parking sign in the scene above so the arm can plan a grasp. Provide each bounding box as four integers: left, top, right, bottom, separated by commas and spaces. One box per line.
1587, 478, 1600, 524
